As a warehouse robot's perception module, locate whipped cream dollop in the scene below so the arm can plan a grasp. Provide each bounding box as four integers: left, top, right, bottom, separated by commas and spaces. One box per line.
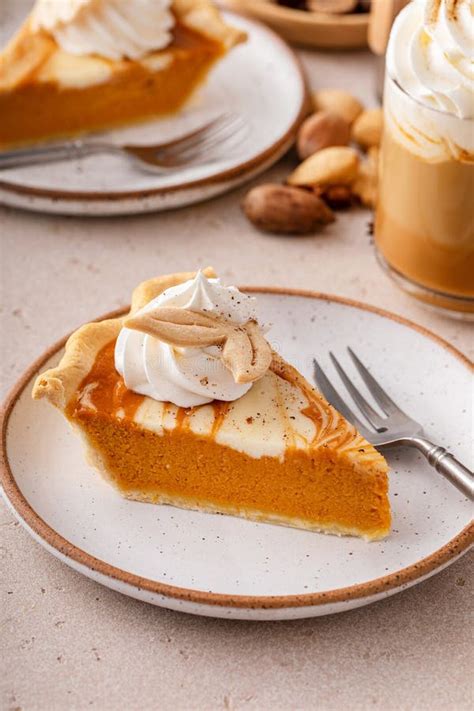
385, 0, 474, 160
387, 0, 473, 119
115, 273, 267, 408
32, 0, 175, 60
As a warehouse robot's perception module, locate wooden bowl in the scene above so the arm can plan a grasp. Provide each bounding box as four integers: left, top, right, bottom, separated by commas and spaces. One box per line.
221, 0, 369, 49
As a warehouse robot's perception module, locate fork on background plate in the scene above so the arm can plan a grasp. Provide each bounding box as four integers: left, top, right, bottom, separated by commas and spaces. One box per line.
313, 348, 474, 500
0, 113, 246, 173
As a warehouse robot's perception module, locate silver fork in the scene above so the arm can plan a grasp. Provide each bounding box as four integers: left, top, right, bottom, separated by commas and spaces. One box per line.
313, 348, 474, 500
0, 113, 246, 173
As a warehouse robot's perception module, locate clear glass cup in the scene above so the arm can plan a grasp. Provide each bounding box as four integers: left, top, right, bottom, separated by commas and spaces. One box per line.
375, 74, 474, 318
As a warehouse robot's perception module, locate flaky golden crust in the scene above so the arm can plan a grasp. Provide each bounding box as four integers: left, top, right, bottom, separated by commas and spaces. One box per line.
125, 492, 388, 541
0, 21, 55, 91
32, 318, 122, 410
32, 268, 215, 411
0, 2, 246, 92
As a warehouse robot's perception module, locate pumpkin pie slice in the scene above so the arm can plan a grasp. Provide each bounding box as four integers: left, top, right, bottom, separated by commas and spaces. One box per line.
33, 269, 391, 540
0, 1, 246, 148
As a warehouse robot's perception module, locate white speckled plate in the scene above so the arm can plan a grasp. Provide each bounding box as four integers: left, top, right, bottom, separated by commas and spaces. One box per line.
0, 9, 307, 216
1, 290, 473, 620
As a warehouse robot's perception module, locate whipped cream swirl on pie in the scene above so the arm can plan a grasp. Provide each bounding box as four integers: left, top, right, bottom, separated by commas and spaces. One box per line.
115, 272, 270, 408
32, 0, 175, 60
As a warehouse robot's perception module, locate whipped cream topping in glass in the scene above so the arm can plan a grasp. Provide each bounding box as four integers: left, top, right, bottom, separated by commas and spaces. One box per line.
115, 272, 268, 408
387, 0, 473, 119
385, 0, 474, 160
32, 0, 175, 60
375, 0, 474, 311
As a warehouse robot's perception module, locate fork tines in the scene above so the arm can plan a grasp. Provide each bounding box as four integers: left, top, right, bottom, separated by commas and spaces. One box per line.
313, 348, 409, 441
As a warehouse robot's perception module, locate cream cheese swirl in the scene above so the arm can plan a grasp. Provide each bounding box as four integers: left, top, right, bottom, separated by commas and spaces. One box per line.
32, 0, 175, 60
387, 0, 474, 119
115, 272, 267, 408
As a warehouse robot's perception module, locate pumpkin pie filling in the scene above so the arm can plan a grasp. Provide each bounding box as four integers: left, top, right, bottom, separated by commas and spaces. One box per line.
64, 339, 390, 539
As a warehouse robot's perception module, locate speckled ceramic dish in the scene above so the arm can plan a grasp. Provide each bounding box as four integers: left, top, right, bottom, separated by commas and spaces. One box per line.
1, 289, 473, 620
0, 10, 308, 216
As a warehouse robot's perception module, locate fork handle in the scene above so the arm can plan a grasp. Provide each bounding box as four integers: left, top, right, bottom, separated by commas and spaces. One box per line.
410, 437, 474, 500
0, 140, 115, 170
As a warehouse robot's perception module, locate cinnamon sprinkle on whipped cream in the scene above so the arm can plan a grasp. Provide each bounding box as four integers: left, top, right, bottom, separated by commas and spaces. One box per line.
115, 272, 272, 408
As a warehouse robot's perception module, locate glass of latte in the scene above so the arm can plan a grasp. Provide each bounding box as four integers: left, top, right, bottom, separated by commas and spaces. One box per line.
375, 0, 474, 317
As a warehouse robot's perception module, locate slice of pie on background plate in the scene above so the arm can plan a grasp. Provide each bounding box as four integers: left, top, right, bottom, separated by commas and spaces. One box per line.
33, 269, 391, 541
0, 0, 246, 148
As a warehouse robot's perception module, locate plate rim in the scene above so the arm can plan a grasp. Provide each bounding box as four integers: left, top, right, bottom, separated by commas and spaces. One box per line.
0, 12, 309, 204
1, 287, 473, 610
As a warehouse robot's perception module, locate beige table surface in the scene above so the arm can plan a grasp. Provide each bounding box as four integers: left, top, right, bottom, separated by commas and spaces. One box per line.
1, 34, 473, 711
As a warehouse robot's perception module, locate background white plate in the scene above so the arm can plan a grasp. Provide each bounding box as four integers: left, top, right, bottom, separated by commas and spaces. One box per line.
1, 290, 473, 620
0, 7, 307, 215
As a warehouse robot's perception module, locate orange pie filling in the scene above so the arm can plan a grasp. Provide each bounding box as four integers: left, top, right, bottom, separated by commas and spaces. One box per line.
65, 341, 391, 539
